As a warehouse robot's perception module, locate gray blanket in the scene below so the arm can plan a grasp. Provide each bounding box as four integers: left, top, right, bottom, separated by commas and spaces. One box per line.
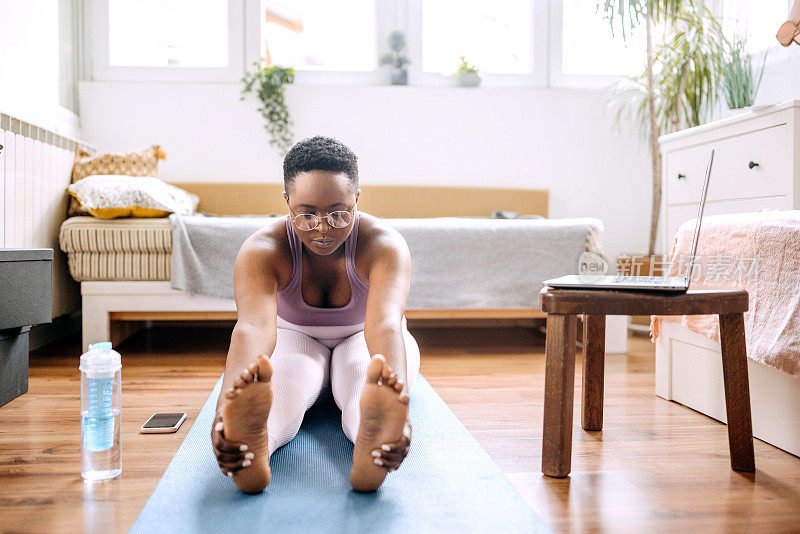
170, 214, 603, 309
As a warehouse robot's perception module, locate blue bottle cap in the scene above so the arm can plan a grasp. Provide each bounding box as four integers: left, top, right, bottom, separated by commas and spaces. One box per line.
89, 342, 113, 351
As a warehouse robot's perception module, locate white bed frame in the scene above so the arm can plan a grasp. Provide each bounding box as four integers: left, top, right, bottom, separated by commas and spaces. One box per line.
655, 319, 800, 457
81, 281, 236, 350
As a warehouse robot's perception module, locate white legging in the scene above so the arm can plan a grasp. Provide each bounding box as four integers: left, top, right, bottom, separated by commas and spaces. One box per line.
266, 316, 420, 455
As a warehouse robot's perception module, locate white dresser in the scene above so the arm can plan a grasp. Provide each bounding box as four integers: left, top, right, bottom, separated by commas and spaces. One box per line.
659, 100, 800, 249
655, 100, 800, 457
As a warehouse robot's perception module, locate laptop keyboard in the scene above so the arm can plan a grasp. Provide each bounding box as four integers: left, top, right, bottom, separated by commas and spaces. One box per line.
612, 275, 683, 285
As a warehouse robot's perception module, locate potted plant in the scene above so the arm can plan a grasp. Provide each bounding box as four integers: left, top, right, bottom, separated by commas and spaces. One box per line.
721, 35, 767, 114
455, 56, 481, 87
379, 31, 411, 85
241, 60, 296, 155
602, 1, 726, 257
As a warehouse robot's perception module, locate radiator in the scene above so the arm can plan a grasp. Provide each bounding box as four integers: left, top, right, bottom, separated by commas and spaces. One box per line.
0, 113, 80, 319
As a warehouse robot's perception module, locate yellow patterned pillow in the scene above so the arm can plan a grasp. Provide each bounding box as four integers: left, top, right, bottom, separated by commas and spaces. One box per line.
67, 175, 199, 220
69, 145, 167, 215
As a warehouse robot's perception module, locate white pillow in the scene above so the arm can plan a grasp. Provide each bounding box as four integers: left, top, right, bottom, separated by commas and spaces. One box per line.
68, 175, 199, 219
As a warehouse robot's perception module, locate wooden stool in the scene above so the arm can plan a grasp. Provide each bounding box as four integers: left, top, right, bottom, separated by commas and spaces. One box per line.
539, 287, 755, 478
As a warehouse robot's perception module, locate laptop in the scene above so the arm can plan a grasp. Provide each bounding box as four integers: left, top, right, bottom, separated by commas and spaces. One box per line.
542, 148, 714, 292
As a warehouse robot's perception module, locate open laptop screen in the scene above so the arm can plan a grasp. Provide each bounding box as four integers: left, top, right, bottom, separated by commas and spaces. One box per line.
684, 148, 714, 284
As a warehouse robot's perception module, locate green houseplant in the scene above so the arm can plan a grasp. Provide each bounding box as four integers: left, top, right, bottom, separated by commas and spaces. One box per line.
241, 60, 296, 155
721, 35, 767, 111
610, 7, 727, 132
455, 56, 481, 87
600, 0, 726, 257
380, 31, 411, 85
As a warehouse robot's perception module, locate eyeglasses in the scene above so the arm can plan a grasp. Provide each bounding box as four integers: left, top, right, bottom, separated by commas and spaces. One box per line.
289, 204, 356, 231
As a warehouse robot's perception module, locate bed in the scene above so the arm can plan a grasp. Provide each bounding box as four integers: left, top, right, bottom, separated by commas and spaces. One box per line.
58, 183, 614, 351
652, 210, 800, 456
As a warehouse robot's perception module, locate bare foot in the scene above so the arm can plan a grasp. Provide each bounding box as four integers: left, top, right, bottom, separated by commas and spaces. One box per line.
777, 20, 800, 46
349, 355, 409, 492
220, 355, 273, 494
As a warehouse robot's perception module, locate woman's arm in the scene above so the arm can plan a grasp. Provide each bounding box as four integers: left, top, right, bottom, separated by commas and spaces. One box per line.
217, 237, 281, 410
363, 228, 412, 393
362, 228, 413, 472
211, 236, 281, 475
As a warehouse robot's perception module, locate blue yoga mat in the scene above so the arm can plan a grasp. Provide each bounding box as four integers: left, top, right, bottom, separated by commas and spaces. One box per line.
131, 375, 551, 533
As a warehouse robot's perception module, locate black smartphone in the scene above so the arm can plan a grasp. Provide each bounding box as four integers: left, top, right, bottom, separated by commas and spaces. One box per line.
140, 412, 187, 434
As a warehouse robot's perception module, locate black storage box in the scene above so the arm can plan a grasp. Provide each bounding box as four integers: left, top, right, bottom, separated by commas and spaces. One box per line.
0, 248, 53, 330
0, 248, 53, 407
0, 326, 30, 407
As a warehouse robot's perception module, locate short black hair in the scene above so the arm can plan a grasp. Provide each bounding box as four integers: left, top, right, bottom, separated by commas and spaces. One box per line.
282, 136, 359, 194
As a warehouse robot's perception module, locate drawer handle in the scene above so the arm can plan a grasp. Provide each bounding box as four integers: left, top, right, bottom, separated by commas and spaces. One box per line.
748, 161, 759, 169
677, 173, 687, 181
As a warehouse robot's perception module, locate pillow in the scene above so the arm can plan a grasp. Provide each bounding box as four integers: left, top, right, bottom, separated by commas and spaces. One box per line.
490, 210, 544, 220
67, 175, 199, 220
69, 145, 167, 215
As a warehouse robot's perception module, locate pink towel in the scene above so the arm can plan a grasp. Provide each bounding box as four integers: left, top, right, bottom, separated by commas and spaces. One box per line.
651, 210, 800, 377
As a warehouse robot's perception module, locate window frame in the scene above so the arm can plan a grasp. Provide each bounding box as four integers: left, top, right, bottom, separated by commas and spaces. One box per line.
92, 0, 782, 88
548, 0, 640, 89
243, 0, 393, 85
89, 0, 245, 82
405, 0, 548, 88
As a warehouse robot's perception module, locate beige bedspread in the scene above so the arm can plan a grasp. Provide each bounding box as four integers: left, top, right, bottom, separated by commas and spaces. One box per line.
651, 210, 800, 377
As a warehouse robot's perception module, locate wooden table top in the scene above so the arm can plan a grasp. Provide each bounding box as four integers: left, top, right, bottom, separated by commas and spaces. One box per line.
539, 287, 748, 316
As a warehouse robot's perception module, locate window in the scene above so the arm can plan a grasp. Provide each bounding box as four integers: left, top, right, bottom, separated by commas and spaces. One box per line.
90, 0, 243, 81
97, 0, 766, 87
108, 0, 228, 67
421, 0, 532, 75
260, 0, 377, 71
720, 0, 788, 54
560, 0, 646, 77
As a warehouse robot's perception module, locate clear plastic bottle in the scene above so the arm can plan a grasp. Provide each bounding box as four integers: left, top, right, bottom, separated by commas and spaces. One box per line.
80, 341, 122, 481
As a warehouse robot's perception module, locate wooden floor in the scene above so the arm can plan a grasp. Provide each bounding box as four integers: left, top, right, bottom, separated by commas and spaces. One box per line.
2, 325, 800, 533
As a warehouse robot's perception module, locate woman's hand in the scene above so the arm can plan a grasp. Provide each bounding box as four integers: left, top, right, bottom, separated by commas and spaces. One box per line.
372, 419, 412, 472
211, 412, 253, 476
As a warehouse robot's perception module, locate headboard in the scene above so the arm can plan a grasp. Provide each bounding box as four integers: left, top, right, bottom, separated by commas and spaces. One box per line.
170, 183, 549, 218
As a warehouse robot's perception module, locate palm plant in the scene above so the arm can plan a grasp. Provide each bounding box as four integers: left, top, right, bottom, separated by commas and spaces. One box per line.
721, 35, 767, 110
598, 0, 694, 256
609, 7, 727, 133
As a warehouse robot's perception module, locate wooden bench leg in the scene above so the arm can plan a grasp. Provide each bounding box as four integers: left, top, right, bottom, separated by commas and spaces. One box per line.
581, 314, 605, 431
719, 312, 756, 472
542, 313, 577, 478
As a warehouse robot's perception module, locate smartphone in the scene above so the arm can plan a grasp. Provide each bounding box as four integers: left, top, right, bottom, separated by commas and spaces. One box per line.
140, 412, 187, 434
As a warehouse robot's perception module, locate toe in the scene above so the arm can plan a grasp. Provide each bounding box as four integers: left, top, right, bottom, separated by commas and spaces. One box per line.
255, 354, 272, 382
392, 380, 404, 392
233, 378, 246, 389
365, 355, 384, 384
376, 450, 403, 465
224, 388, 239, 400
387, 374, 398, 387
380, 366, 393, 382
240, 369, 254, 383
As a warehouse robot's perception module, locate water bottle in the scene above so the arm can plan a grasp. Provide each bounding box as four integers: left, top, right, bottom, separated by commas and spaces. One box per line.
80, 341, 122, 481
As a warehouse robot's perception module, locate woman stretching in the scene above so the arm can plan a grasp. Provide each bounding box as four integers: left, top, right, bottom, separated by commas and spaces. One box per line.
210, 136, 419, 494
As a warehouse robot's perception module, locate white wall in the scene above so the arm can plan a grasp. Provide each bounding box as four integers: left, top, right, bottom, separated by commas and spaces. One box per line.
0, 0, 79, 137
78, 81, 653, 261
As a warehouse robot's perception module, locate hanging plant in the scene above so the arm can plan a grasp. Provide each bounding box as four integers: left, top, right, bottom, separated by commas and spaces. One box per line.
241, 61, 296, 155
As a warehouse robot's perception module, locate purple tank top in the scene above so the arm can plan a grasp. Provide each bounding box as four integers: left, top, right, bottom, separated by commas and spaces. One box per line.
277, 212, 370, 326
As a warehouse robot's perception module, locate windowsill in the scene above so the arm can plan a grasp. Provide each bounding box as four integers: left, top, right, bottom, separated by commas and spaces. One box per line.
84, 78, 622, 92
